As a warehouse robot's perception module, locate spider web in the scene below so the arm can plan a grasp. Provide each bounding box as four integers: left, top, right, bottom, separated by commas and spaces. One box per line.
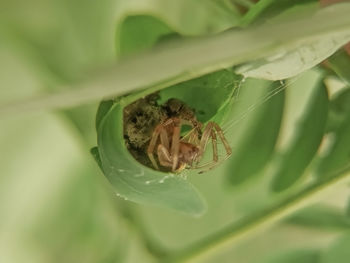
194, 74, 303, 172
222, 76, 301, 134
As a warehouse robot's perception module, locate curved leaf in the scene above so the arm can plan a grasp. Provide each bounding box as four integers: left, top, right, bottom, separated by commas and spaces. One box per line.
114, 0, 241, 57
261, 250, 320, 263
3, 3, 350, 114
118, 15, 174, 56
115, 0, 241, 36
158, 69, 238, 124
95, 99, 114, 131
227, 79, 285, 185
317, 88, 350, 180
327, 49, 350, 86
240, 0, 318, 26
320, 234, 350, 263
93, 69, 238, 215
287, 205, 350, 230
271, 78, 329, 192
235, 4, 350, 80
235, 32, 350, 80
97, 101, 206, 216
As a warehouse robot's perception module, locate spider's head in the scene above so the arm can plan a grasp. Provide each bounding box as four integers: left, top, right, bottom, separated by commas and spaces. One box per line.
165, 99, 196, 119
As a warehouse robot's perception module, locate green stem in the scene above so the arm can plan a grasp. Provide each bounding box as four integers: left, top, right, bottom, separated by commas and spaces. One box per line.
164, 165, 350, 263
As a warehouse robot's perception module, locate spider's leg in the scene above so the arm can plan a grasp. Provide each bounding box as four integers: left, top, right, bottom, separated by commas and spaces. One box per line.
181, 128, 197, 144
160, 128, 169, 149
147, 125, 162, 169
195, 123, 218, 167
157, 144, 172, 167
211, 129, 218, 163
194, 122, 231, 172
198, 122, 214, 158
171, 118, 181, 171
212, 122, 232, 158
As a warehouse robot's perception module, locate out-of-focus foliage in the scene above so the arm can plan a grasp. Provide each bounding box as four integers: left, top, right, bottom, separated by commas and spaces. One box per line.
2, 0, 350, 263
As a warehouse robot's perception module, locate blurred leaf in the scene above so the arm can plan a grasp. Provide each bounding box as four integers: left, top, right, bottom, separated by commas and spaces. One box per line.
240, 0, 318, 26
0, 0, 118, 82
287, 205, 350, 230
115, 0, 241, 38
235, 3, 350, 80
271, 78, 328, 192
235, 32, 350, 80
118, 15, 173, 56
168, 161, 350, 262
227, 79, 285, 185
116, 0, 243, 56
31, 165, 128, 263
2, 3, 350, 114
326, 87, 350, 133
320, 234, 350, 263
327, 49, 350, 86
316, 89, 350, 179
240, 0, 279, 26
261, 250, 320, 263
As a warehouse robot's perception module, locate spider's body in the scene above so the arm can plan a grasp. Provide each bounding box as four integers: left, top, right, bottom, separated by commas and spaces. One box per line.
147, 99, 232, 172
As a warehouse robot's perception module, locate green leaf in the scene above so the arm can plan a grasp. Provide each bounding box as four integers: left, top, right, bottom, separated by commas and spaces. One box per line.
95, 99, 115, 131
114, 0, 241, 56
261, 250, 320, 263
158, 69, 238, 124
240, 0, 278, 26
168, 163, 350, 262
320, 234, 350, 263
240, 0, 318, 26
287, 205, 350, 230
271, 76, 329, 192
118, 15, 174, 56
326, 87, 350, 133
235, 33, 350, 80
2, 3, 350, 114
94, 69, 238, 215
327, 49, 350, 86
235, 4, 350, 80
90, 147, 103, 171
227, 79, 285, 185
317, 88, 350, 180
97, 100, 206, 216
115, 0, 241, 37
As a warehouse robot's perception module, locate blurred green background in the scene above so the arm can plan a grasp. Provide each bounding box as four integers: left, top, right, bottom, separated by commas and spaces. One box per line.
2, 1, 350, 263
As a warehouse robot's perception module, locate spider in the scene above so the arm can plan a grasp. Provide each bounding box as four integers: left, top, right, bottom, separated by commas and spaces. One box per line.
147, 99, 232, 173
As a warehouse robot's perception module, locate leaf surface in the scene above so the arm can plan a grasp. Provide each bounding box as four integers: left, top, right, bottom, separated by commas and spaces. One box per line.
226, 79, 285, 185
271, 75, 328, 192
320, 234, 350, 263
317, 87, 350, 179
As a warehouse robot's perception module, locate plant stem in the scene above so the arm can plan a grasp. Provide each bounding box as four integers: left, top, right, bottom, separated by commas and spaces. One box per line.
164, 165, 350, 263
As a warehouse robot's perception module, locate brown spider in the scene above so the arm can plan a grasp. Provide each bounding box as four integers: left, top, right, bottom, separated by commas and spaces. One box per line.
147, 99, 232, 173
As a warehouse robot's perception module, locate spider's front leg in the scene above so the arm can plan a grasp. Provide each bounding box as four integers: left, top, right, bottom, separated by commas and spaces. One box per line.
196, 122, 232, 171
147, 117, 182, 171
147, 124, 170, 170
170, 118, 181, 172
